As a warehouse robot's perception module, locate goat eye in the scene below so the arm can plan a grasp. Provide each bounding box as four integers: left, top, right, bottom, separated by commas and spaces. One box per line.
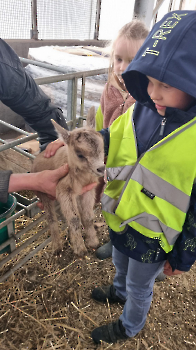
77, 154, 85, 160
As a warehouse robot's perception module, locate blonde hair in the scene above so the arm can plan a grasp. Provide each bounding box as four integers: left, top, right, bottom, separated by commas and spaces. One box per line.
107, 19, 149, 84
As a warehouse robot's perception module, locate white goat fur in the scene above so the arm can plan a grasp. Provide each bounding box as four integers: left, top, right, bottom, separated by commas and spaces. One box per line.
32, 111, 104, 257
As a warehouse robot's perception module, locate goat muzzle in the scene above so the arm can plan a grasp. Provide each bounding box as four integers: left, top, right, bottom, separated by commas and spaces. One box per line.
96, 165, 105, 176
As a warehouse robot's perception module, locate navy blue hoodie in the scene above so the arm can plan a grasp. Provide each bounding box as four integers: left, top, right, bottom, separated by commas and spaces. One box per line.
107, 11, 196, 271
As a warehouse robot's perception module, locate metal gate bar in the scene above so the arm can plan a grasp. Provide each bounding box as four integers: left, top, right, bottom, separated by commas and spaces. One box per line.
0, 232, 51, 283
0, 62, 107, 281
0, 219, 48, 267
19, 57, 107, 126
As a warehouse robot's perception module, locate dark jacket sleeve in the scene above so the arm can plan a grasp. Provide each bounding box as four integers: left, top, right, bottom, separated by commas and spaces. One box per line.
0, 170, 12, 203
99, 128, 110, 156
168, 184, 196, 272
0, 39, 68, 151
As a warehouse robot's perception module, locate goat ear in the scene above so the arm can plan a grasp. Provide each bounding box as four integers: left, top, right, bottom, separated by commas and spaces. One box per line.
86, 106, 96, 129
51, 119, 70, 144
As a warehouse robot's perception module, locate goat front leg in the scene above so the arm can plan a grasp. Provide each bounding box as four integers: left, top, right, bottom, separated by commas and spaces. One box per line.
57, 190, 87, 257
36, 192, 63, 256
78, 189, 99, 249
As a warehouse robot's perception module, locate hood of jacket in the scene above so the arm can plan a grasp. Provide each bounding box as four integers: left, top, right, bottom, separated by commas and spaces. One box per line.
122, 10, 196, 119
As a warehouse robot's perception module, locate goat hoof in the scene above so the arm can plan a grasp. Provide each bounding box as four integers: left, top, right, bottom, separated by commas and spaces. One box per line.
85, 237, 99, 249
75, 247, 87, 258
54, 249, 63, 257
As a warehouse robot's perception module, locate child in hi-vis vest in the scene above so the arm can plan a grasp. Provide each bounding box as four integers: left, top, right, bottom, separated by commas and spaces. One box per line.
91, 10, 196, 344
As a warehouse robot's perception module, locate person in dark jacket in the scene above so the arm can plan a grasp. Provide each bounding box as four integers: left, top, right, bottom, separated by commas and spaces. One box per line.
0, 38, 68, 149
0, 38, 69, 203
91, 10, 196, 344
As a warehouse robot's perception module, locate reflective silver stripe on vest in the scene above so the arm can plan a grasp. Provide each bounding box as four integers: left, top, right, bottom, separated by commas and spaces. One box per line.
120, 212, 180, 245
132, 164, 190, 213
107, 165, 134, 181
102, 193, 118, 214
105, 163, 190, 213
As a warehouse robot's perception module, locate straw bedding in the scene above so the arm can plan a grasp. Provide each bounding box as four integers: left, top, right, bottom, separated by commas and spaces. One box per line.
0, 199, 195, 350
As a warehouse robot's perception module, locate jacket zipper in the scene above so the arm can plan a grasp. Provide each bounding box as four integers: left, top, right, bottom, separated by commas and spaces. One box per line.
160, 117, 167, 136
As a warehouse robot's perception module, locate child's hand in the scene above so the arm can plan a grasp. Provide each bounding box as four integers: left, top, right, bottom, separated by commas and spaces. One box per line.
44, 139, 65, 158
163, 260, 183, 276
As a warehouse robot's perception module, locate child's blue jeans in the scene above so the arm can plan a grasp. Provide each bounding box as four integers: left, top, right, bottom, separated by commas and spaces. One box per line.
112, 246, 166, 337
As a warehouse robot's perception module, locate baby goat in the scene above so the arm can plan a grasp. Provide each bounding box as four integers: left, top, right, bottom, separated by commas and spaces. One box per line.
32, 118, 105, 257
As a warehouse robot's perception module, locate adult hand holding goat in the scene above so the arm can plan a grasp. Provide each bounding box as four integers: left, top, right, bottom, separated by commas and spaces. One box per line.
8, 164, 68, 198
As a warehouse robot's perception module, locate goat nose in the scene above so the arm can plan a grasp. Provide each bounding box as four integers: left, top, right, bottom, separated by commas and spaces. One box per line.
97, 165, 105, 174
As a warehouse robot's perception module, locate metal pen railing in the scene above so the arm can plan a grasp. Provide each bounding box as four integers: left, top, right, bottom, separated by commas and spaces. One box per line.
0, 60, 108, 281
20, 57, 108, 129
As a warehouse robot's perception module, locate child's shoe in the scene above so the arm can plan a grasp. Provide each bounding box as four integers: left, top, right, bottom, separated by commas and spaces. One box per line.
91, 319, 129, 344
95, 240, 112, 260
91, 284, 125, 304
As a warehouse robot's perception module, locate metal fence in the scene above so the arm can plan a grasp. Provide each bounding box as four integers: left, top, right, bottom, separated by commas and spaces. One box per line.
0, 0, 32, 39
0, 63, 107, 282
1, 0, 195, 42
0, 0, 98, 40
36, 0, 98, 40
20, 57, 107, 129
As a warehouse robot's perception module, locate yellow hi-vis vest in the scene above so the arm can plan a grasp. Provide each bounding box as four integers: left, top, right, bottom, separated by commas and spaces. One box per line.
101, 105, 196, 253
95, 105, 103, 131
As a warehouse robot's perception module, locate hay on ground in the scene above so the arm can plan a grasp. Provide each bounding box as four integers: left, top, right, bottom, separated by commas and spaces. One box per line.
0, 202, 195, 349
